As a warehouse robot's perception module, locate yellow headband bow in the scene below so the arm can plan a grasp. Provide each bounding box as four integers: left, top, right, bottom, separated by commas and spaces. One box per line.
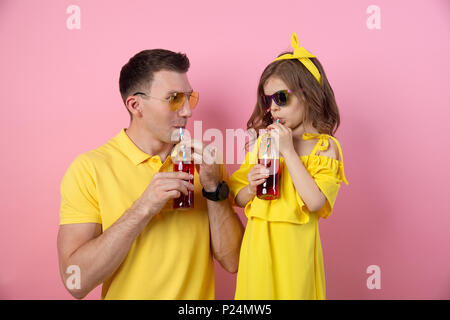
273, 32, 322, 85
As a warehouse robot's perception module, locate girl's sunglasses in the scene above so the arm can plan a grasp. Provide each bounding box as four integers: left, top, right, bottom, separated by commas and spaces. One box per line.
261, 89, 293, 109
133, 91, 199, 111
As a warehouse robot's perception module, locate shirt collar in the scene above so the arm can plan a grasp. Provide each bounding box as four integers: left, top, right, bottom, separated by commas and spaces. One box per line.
115, 128, 154, 165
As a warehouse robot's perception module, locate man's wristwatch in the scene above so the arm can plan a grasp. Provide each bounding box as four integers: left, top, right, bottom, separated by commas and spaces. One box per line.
202, 181, 229, 201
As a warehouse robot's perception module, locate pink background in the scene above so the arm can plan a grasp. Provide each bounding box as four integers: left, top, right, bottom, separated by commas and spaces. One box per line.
1, 0, 449, 299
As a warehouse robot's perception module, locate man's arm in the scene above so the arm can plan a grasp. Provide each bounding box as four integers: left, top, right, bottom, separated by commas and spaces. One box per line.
189, 139, 245, 273
57, 171, 194, 299
57, 203, 152, 299
204, 186, 244, 274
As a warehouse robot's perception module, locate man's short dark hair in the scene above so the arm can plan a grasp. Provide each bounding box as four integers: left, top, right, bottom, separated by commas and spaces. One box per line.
119, 49, 190, 114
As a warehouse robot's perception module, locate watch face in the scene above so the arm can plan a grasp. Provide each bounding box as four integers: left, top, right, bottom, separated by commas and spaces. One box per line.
218, 182, 229, 200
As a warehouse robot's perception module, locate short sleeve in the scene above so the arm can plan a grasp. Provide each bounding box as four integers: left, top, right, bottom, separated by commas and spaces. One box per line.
229, 155, 253, 202
229, 138, 259, 203
308, 158, 343, 219
59, 154, 102, 225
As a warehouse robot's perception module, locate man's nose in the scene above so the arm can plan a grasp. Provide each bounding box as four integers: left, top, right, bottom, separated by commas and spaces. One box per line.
177, 97, 192, 118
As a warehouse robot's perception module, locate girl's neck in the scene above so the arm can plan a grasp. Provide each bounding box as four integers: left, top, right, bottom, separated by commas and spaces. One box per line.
292, 122, 319, 141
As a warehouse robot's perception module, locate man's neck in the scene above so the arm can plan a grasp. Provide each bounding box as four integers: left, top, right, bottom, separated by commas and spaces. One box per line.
125, 123, 173, 162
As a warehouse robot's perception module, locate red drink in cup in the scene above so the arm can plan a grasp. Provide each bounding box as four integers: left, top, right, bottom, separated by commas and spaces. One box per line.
172, 128, 194, 209
256, 133, 281, 200
257, 158, 281, 200
173, 160, 194, 209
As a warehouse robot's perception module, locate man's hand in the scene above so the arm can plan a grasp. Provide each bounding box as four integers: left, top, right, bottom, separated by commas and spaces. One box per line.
135, 171, 194, 217
178, 139, 222, 192
57, 170, 194, 299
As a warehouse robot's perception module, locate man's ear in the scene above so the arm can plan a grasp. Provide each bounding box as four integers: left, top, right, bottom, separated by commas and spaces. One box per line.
125, 95, 142, 118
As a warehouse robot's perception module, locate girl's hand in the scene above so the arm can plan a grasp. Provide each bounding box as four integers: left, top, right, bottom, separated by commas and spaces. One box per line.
247, 164, 269, 195
267, 122, 295, 157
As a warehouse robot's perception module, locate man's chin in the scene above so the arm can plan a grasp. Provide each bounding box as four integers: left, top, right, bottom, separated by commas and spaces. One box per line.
165, 132, 178, 143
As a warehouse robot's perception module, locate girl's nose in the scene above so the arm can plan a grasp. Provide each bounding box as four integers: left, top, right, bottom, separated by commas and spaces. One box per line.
270, 101, 280, 112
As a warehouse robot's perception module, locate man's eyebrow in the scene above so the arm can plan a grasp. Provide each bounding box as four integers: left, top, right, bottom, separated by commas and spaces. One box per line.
166, 89, 193, 94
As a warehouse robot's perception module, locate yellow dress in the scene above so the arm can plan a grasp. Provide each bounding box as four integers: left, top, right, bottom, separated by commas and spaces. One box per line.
229, 132, 349, 300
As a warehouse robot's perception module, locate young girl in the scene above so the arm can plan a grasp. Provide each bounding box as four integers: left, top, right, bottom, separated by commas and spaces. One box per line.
229, 32, 348, 300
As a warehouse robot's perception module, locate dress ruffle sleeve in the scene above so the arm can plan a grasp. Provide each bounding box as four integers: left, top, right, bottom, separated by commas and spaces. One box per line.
301, 155, 348, 220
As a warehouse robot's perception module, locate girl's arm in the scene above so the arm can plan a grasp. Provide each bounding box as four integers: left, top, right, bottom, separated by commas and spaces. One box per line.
268, 122, 336, 212
282, 150, 327, 212
235, 185, 255, 207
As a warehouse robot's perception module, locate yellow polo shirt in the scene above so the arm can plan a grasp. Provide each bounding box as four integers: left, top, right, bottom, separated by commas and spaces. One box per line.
59, 129, 215, 299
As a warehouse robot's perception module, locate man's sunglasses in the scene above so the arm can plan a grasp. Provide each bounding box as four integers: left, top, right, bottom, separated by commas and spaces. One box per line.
261, 89, 296, 109
133, 91, 199, 111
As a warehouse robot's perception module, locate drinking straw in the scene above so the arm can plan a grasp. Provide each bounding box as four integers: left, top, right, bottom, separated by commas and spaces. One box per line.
179, 127, 186, 160
263, 119, 279, 157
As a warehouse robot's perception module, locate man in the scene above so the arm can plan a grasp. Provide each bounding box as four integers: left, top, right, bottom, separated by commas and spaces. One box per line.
57, 49, 244, 299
